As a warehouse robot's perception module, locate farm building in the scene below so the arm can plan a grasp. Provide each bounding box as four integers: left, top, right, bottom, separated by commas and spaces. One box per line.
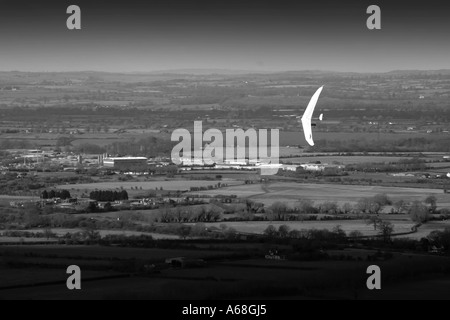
103, 157, 148, 171
280, 165, 299, 172
296, 163, 344, 174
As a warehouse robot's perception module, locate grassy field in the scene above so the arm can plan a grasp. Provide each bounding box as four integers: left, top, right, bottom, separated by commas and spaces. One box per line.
2, 250, 449, 299
186, 183, 265, 198
56, 179, 243, 193
0, 267, 119, 289
360, 275, 450, 300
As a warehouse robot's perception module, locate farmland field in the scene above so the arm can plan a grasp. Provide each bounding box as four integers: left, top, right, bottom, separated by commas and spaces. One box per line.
189, 182, 450, 207
0, 195, 39, 201
283, 156, 409, 165
55, 179, 243, 192
253, 183, 450, 206
187, 183, 265, 198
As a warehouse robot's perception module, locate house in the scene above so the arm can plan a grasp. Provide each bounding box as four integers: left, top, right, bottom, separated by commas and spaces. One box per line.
165, 257, 206, 268
429, 246, 444, 255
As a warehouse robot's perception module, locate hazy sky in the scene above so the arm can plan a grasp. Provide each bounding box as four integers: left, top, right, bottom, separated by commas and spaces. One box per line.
0, 0, 449, 73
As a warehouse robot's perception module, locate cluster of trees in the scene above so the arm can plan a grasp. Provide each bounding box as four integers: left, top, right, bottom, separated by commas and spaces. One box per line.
0, 176, 44, 196
41, 190, 71, 200
364, 217, 395, 241
427, 228, 450, 250
0, 172, 93, 196
89, 190, 129, 202
263, 224, 347, 241
265, 195, 392, 218
262, 223, 395, 243
355, 194, 392, 214
261, 193, 443, 224
407, 195, 439, 223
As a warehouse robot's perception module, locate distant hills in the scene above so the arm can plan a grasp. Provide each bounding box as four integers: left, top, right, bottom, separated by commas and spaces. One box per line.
2, 69, 450, 76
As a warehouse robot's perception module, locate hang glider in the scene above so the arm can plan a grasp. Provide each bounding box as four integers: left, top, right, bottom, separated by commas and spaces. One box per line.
301, 86, 324, 147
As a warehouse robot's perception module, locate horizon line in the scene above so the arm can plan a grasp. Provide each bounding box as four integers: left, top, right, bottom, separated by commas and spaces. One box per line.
1, 68, 450, 75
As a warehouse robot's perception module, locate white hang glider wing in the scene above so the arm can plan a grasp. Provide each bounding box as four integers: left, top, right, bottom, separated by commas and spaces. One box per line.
301, 86, 324, 146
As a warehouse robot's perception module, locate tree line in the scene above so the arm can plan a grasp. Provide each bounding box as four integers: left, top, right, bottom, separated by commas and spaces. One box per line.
261, 194, 444, 224
90, 190, 129, 202
41, 190, 72, 200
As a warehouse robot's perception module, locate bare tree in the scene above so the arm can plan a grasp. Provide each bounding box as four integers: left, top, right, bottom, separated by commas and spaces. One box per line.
296, 199, 316, 214
278, 225, 291, 238
358, 198, 383, 214
342, 203, 354, 214
393, 200, 407, 214
425, 195, 438, 213
409, 201, 431, 223
158, 206, 173, 223
366, 215, 382, 230
373, 193, 392, 207
269, 202, 289, 221
264, 225, 278, 238
349, 230, 363, 238
319, 202, 339, 215
43, 227, 54, 240
378, 221, 394, 242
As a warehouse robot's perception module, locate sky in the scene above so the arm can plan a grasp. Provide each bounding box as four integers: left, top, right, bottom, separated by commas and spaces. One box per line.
0, 0, 449, 73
